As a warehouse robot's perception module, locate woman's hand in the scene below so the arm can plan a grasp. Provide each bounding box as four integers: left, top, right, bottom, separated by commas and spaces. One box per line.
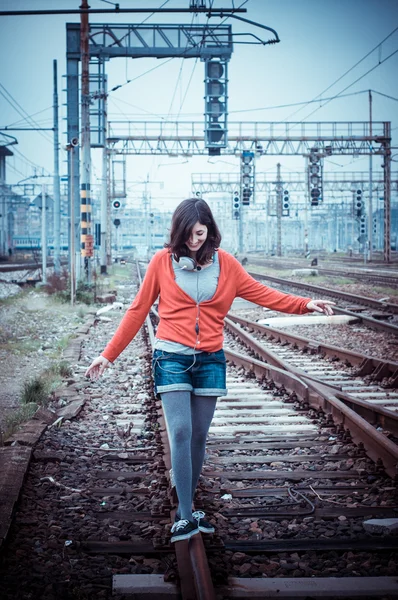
85, 355, 111, 380
306, 299, 335, 316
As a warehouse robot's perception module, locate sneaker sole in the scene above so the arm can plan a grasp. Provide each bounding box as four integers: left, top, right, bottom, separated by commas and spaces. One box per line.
170, 528, 200, 543
198, 525, 215, 534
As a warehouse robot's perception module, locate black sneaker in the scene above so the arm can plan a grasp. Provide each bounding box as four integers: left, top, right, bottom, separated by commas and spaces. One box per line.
170, 519, 199, 543
192, 510, 215, 534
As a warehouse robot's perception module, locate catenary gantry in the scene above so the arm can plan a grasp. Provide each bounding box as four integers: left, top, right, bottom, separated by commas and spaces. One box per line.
191, 172, 398, 194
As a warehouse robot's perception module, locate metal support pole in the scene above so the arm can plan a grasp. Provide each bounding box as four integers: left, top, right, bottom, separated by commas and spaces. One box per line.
100, 146, 107, 274
276, 162, 282, 257
100, 88, 108, 274
144, 177, 149, 260
238, 203, 243, 253
265, 193, 269, 255
383, 123, 392, 263
80, 0, 92, 281
106, 149, 112, 266
368, 90, 373, 262
41, 184, 47, 284
70, 148, 76, 305
0, 186, 6, 256
53, 59, 61, 273
304, 156, 309, 258
66, 24, 80, 281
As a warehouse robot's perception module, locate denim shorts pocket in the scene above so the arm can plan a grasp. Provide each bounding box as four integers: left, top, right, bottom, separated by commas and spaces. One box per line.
208, 350, 226, 364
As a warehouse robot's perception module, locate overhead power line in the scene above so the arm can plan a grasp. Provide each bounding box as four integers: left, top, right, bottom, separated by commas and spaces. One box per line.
295, 47, 398, 124
109, 0, 250, 95
0, 83, 53, 143
283, 25, 398, 122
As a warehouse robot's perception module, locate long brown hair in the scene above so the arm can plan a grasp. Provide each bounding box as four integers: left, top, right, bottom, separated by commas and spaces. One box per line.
165, 198, 222, 265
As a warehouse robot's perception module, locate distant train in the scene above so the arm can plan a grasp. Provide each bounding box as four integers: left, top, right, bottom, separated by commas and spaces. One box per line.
12, 236, 69, 251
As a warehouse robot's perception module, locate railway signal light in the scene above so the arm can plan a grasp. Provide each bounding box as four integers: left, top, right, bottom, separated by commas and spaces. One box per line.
232, 191, 240, 220
373, 216, 377, 235
359, 214, 366, 235
113, 200, 121, 210
308, 148, 323, 206
355, 190, 363, 217
241, 151, 254, 205
149, 212, 154, 225
204, 59, 228, 154
113, 218, 121, 228
282, 190, 290, 217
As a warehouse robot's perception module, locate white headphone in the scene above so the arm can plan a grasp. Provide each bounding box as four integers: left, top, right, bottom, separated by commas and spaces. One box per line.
173, 256, 201, 271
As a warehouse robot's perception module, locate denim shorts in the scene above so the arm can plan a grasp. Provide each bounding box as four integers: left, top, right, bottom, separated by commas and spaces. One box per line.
152, 349, 227, 397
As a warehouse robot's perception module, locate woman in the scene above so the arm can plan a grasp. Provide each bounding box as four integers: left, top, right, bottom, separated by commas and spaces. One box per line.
86, 198, 334, 543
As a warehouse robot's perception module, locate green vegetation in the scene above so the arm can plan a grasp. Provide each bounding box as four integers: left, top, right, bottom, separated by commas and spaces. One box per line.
21, 361, 69, 405
2, 402, 38, 442
107, 263, 132, 287
1, 360, 74, 442
21, 376, 48, 406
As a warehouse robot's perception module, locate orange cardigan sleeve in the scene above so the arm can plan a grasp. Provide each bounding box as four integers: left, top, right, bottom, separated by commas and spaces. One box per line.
233, 258, 311, 314
101, 254, 161, 362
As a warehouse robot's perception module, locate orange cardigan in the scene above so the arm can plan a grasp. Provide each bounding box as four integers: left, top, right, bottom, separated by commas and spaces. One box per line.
101, 248, 311, 363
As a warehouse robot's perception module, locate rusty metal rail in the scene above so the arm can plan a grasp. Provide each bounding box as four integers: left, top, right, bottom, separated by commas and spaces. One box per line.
224, 320, 398, 479
247, 257, 398, 289
247, 269, 398, 319
225, 314, 398, 436
137, 261, 217, 600
228, 313, 398, 384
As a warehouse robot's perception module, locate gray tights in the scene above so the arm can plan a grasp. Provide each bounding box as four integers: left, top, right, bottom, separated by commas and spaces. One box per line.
160, 391, 217, 521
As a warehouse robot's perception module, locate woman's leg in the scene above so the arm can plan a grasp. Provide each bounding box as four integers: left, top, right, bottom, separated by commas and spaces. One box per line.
190, 394, 217, 503
160, 391, 193, 521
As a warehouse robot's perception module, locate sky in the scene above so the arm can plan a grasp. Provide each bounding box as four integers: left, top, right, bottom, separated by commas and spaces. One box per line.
0, 0, 398, 211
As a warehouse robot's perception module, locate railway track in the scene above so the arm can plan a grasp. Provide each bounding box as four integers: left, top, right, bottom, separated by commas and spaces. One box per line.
245, 270, 398, 337
1, 261, 398, 599
247, 257, 398, 290
225, 314, 398, 437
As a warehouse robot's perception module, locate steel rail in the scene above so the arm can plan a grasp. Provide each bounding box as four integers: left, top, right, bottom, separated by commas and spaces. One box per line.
246, 271, 398, 337
227, 313, 398, 435
248, 258, 398, 289
225, 315, 398, 432
224, 325, 398, 478
247, 270, 398, 315
0, 260, 68, 273
137, 262, 216, 600
228, 313, 398, 380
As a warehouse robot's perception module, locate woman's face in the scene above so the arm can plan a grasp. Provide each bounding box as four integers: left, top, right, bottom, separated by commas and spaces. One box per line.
186, 221, 208, 253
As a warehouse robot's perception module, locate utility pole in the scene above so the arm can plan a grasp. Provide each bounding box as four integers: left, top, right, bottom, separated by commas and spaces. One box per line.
69, 147, 76, 305
41, 184, 47, 284
80, 0, 93, 281
276, 162, 282, 257
368, 89, 373, 262
53, 59, 61, 273
100, 92, 108, 274
143, 176, 150, 259
304, 156, 309, 258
